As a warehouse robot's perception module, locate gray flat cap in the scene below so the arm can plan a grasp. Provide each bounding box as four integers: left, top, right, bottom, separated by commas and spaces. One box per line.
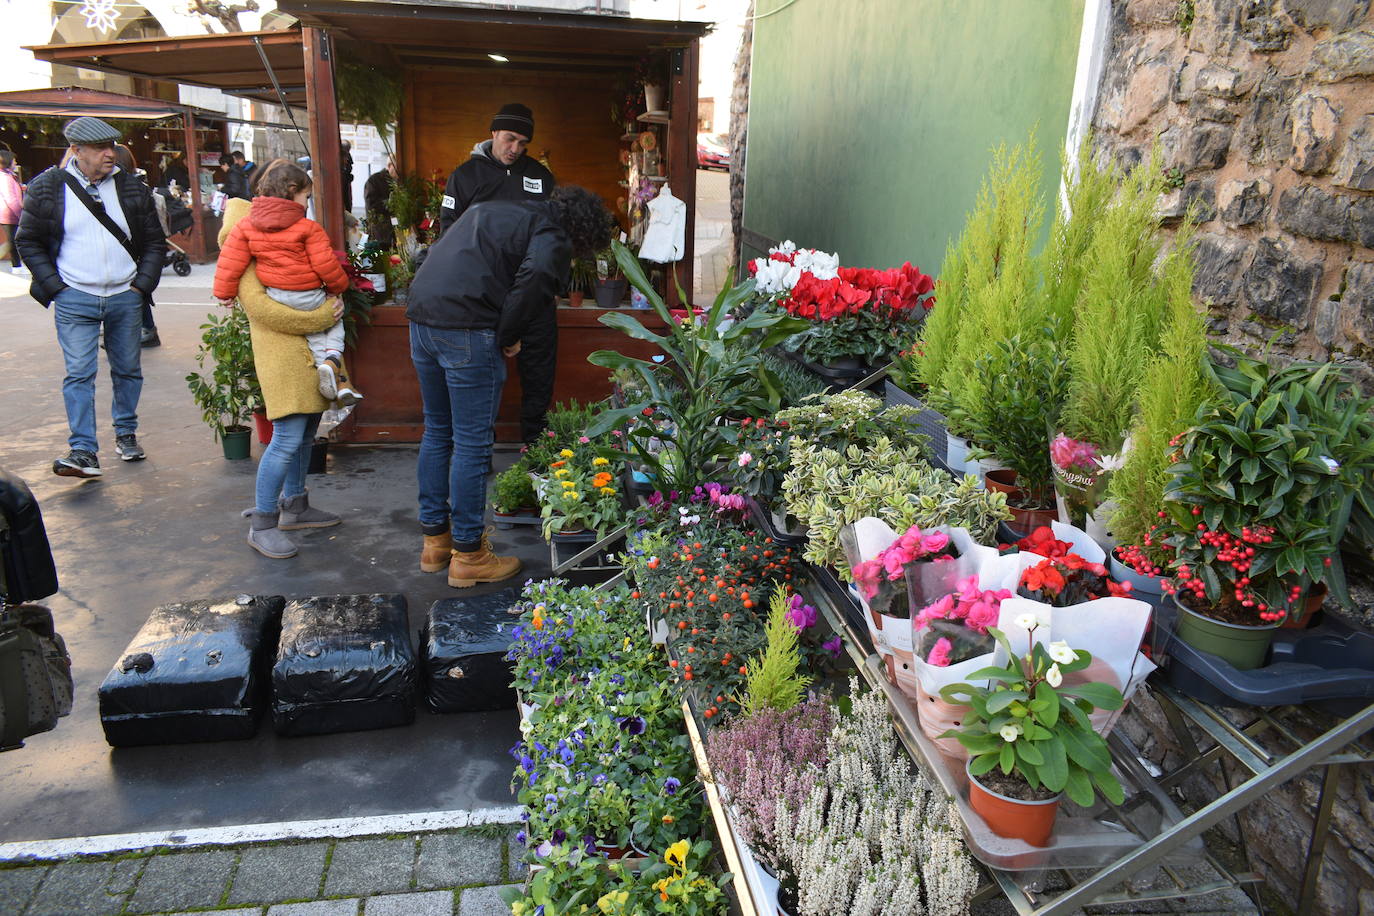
63, 116, 121, 144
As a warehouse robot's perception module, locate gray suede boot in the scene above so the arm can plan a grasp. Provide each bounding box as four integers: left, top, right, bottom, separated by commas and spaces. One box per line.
248, 511, 298, 559
278, 490, 341, 530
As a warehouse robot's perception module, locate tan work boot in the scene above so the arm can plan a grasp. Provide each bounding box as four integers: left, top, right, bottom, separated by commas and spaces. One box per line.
447, 534, 522, 588
420, 530, 453, 573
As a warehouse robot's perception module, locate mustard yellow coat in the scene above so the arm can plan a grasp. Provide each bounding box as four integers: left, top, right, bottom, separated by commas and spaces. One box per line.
218, 198, 344, 421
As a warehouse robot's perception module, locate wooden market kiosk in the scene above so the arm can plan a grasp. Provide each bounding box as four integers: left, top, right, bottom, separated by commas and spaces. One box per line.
29, 4, 709, 442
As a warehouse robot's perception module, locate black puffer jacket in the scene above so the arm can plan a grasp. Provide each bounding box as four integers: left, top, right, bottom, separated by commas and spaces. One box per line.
406, 199, 569, 349
437, 141, 555, 235
15, 166, 166, 308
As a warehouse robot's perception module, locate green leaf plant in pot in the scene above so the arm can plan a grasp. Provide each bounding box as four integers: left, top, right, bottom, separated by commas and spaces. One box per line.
1143, 350, 1374, 669
186, 304, 259, 459
585, 240, 809, 495
568, 255, 597, 307
492, 461, 538, 520
940, 616, 1125, 847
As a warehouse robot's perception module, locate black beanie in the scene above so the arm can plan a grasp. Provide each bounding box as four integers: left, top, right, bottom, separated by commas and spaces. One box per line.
490, 103, 535, 140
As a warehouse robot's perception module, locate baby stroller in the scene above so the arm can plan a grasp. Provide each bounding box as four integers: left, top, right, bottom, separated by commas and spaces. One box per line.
153, 187, 194, 276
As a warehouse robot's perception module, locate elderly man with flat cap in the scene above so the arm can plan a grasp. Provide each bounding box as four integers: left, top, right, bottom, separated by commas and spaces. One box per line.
438, 102, 560, 443
16, 116, 166, 479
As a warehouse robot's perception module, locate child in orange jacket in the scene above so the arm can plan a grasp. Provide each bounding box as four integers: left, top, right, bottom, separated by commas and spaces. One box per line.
213, 158, 361, 403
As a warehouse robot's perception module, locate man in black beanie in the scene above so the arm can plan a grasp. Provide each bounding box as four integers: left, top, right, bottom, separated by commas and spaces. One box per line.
438, 102, 559, 443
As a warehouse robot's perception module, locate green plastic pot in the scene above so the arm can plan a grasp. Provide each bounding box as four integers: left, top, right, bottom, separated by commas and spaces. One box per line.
221, 426, 252, 460
1173, 595, 1278, 670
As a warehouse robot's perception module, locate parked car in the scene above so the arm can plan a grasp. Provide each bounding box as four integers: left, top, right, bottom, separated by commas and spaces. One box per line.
697, 133, 730, 170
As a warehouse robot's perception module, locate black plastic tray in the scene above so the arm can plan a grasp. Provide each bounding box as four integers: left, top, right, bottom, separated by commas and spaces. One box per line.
802, 561, 872, 654
745, 495, 808, 547
1155, 602, 1374, 711
883, 380, 950, 471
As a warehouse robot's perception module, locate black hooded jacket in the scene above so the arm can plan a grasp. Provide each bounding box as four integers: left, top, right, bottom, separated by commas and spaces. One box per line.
406, 199, 570, 349
15, 165, 166, 308
437, 140, 555, 235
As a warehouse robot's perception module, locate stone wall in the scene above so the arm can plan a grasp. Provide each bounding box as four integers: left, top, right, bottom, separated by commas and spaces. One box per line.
1094, 0, 1374, 388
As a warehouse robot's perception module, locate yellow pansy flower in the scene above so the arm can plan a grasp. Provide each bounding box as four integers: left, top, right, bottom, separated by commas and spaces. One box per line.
596, 890, 629, 914
665, 839, 689, 868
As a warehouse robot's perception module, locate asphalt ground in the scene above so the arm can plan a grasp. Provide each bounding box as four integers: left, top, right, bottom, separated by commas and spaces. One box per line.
0, 264, 539, 844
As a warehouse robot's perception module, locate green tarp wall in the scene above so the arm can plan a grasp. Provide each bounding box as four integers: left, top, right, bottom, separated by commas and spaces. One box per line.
742, 0, 1086, 273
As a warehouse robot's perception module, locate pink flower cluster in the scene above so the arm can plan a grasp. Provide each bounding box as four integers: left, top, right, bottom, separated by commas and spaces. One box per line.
852, 526, 955, 601
915, 575, 1013, 640
1050, 433, 1100, 471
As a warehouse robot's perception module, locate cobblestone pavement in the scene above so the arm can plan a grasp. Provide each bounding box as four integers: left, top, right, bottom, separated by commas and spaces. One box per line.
0, 826, 525, 916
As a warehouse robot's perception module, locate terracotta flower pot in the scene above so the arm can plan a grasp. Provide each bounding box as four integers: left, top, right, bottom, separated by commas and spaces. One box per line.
1281, 583, 1327, 630
966, 762, 1062, 847
569, 290, 586, 308
983, 469, 1020, 497
915, 684, 971, 760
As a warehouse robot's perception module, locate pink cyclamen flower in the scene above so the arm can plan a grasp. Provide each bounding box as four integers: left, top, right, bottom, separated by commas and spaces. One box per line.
1051, 433, 1100, 470
927, 638, 953, 667
823, 635, 843, 658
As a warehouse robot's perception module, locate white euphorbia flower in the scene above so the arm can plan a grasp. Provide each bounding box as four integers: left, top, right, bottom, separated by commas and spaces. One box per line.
1045, 663, 1063, 688
1014, 612, 1041, 631
1047, 640, 1079, 664
999, 724, 1019, 743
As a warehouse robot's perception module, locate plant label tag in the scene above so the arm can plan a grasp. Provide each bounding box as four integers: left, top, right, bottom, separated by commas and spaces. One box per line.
440, 194, 455, 210
522, 177, 543, 194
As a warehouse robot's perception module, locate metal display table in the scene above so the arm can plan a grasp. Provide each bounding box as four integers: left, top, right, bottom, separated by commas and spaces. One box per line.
801, 563, 1374, 915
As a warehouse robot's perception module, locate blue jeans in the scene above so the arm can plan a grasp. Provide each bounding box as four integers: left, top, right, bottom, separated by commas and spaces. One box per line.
410, 323, 505, 546
52, 287, 144, 454
254, 412, 320, 515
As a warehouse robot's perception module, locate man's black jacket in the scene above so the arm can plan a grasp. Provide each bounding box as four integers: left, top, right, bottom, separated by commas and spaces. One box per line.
438, 141, 555, 236
222, 165, 251, 200
15, 166, 166, 307
406, 200, 569, 349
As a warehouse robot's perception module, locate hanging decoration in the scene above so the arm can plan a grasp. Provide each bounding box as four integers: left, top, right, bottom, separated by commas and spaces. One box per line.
79, 0, 121, 35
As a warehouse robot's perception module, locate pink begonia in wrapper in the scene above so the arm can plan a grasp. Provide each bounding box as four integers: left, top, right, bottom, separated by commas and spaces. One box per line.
927, 637, 954, 667
1051, 433, 1100, 471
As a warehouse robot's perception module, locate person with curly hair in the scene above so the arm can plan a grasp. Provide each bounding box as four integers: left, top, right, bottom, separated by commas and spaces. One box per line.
405, 185, 612, 587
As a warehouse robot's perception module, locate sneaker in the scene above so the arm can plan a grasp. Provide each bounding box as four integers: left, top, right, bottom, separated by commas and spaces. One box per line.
335, 386, 363, 407
317, 362, 338, 399
11, 265, 29, 277
140, 328, 161, 348
115, 434, 146, 461
53, 449, 102, 478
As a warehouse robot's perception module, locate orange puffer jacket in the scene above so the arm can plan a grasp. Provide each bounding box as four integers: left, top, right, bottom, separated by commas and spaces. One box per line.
213, 196, 349, 301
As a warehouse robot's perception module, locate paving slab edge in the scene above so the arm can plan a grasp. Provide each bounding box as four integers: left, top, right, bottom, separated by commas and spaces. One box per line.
0, 807, 523, 864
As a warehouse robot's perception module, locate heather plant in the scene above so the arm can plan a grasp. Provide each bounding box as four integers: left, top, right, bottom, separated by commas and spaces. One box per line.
706, 695, 834, 874
773, 681, 980, 916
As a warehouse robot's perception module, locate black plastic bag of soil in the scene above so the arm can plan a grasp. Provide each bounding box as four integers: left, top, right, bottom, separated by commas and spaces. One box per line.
98, 595, 286, 747
272, 593, 416, 737
420, 589, 519, 713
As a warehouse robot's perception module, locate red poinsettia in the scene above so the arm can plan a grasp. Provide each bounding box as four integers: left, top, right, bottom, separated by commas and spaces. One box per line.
337, 250, 375, 293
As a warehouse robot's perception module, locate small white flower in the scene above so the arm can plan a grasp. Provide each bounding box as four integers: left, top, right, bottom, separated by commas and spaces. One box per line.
737, 451, 753, 467
999, 724, 1019, 743
1013, 612, 1040, 631
1045, 663, 1063, 688
1047, 641, 1078, 665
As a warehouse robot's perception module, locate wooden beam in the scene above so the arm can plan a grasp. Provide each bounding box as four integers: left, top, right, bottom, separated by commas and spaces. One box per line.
303, 26, 344, 248
665, 38, 699, 308
180, 110, 207, 263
